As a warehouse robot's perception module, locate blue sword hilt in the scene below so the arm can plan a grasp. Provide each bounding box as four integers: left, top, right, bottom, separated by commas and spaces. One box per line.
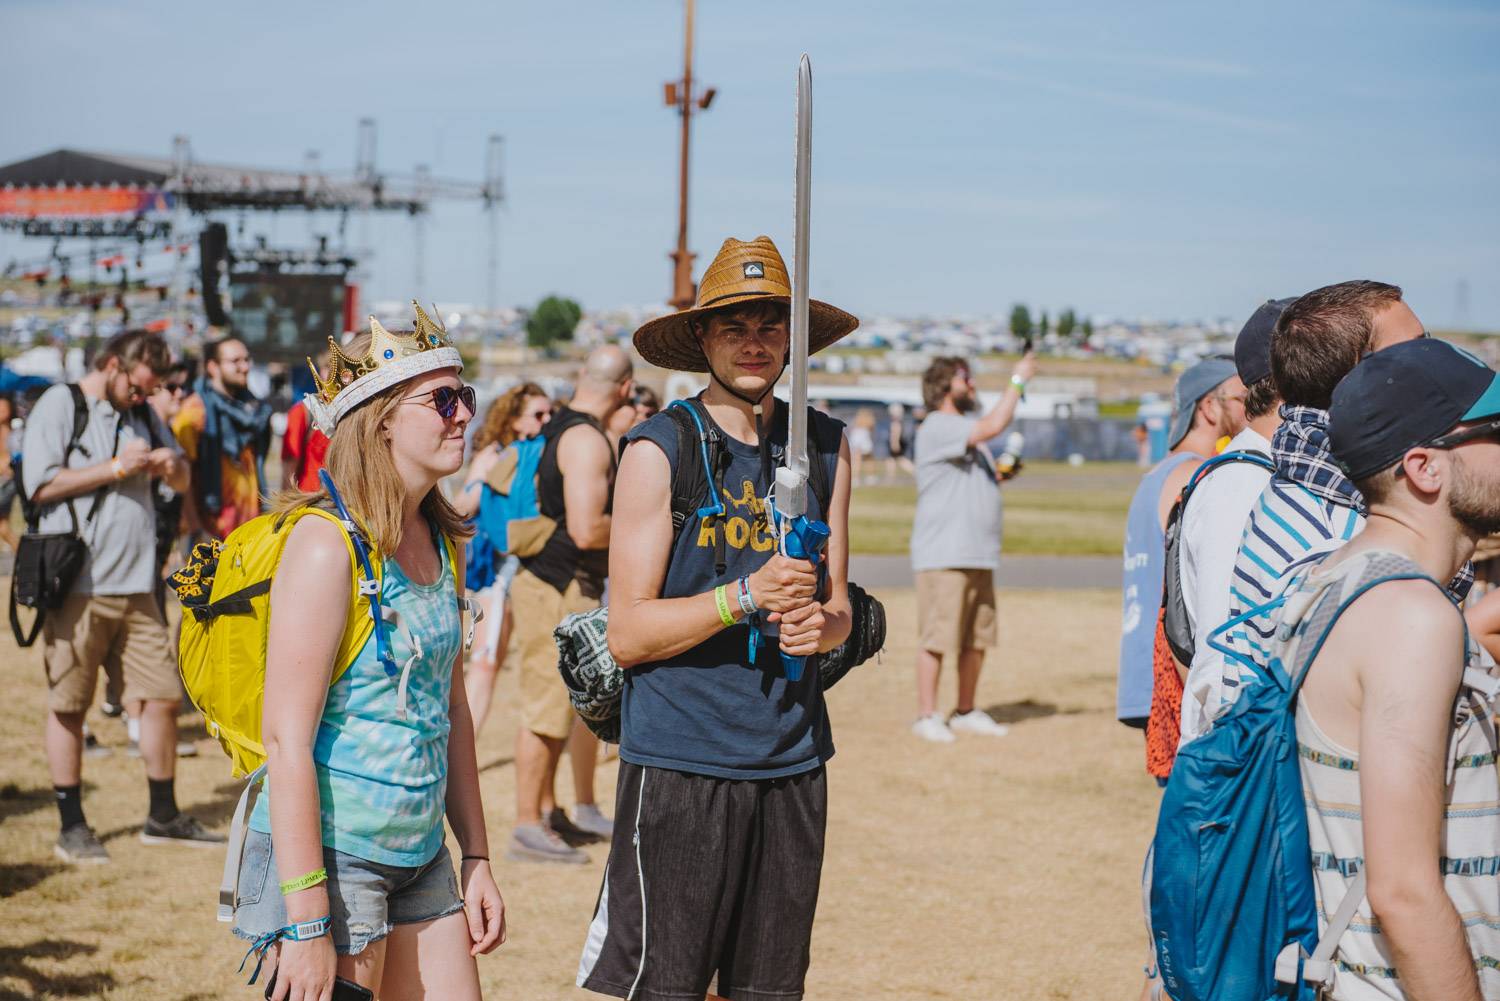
778, 514, 830, 681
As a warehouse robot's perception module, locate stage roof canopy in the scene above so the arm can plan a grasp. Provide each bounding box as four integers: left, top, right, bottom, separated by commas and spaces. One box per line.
0, 148, 439, 216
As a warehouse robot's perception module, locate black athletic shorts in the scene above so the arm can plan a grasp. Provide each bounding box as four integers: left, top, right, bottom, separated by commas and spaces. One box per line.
577, 760, 828, 1001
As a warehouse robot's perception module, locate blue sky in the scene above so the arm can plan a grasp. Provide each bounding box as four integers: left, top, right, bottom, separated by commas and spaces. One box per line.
3, 0, 1497, 327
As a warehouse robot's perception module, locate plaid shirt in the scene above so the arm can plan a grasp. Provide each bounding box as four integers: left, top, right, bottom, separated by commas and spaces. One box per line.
1271, 405, 1365, 513
1272, 404, 1474, 601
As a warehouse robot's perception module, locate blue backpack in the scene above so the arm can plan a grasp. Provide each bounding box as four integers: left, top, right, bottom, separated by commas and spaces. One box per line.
1149, 556, 1439, 1001
464, 436, 547, 591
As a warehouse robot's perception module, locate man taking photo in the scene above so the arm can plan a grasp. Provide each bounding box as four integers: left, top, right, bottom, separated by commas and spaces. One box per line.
909, 351, 1035, 742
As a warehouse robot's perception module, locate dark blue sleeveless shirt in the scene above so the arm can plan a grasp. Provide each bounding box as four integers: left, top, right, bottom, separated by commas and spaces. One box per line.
620, 401, 843, 780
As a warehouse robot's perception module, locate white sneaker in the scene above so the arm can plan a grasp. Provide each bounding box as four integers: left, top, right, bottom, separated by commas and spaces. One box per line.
911, 714, 956, 743
948, 710, 1010, 737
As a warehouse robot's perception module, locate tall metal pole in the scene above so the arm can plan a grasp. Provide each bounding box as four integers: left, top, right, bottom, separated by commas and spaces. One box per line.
170, 134, 191, 342
484, 134, 505, 323
667, 0, 710, 311
413, 163, 431, 293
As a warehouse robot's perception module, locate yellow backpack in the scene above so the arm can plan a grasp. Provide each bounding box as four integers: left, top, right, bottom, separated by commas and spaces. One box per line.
171, 481, 459, 779
170, 473, 467, 922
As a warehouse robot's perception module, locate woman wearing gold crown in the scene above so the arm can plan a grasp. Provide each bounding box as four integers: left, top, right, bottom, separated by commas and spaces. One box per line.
230, 303, 505, 999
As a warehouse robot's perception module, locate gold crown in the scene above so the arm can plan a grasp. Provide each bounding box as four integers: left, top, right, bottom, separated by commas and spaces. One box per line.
311, 300, 454, 405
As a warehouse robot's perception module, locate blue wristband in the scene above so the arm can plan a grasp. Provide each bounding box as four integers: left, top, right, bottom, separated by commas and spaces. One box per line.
285, 916, 332, 941
239, 915, 332, 985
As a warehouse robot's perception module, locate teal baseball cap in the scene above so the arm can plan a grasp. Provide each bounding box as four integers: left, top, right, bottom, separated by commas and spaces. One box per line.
1329, 338, 1500, 480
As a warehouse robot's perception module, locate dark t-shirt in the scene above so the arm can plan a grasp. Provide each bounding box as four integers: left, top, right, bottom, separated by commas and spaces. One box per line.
619, 400, 844, 780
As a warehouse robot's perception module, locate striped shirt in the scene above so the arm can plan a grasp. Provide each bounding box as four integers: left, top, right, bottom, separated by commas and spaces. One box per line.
1285, 551, 1500, 999
1214, 473, 1362, 707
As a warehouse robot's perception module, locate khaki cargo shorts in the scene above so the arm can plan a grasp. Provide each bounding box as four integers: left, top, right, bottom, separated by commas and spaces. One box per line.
916, 568, 997, 660
509, 568, 597, 740
43, 592, 181, 714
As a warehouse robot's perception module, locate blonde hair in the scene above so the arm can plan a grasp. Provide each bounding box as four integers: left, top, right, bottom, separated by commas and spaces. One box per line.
272, 330, 472, 554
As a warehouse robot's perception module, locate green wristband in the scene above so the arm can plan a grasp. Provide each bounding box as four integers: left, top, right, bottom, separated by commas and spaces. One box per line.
714, 584, 736, 627
280, 867, 328, 896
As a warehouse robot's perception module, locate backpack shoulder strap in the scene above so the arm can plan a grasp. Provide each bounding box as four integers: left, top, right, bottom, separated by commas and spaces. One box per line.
1181, 449, 1273, 503
1282, 555, 1447, 704
666, 399, 725, 532
805, 405, 839, 518
65, 384, 89, 456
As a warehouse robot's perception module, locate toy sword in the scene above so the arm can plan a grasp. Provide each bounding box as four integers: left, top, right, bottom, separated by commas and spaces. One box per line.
771, 53, 831, 682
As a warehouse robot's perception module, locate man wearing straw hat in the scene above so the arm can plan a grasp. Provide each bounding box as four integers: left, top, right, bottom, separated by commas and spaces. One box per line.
577, 236, 855, 1001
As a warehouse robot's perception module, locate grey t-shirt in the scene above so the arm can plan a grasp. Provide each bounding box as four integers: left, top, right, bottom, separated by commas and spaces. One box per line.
20, 384, 176, 596
911, 411, 1002, 573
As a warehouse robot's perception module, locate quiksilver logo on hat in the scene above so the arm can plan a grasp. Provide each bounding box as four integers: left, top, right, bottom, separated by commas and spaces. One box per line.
743, 262, 765, 279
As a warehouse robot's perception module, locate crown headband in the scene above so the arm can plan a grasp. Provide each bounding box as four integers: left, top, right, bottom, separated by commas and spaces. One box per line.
304, 300, 464, 434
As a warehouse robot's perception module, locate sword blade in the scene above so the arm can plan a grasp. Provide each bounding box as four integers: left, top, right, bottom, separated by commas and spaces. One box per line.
787, 53, 812, 506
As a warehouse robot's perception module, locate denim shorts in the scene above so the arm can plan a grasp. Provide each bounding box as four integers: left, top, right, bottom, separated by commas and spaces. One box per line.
231, 829, 464, 956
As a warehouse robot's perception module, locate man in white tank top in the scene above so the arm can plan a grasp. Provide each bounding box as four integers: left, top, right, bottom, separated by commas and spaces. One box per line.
1299, 337, 1500, 1000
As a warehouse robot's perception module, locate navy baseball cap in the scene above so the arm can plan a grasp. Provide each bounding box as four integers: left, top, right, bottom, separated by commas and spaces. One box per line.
1233, 296, 1298, 386
1168, 356, 1238, 448
1329, 338, 1500, 481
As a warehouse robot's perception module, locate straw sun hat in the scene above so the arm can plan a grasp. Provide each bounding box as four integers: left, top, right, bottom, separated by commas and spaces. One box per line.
632, 235, 859, 373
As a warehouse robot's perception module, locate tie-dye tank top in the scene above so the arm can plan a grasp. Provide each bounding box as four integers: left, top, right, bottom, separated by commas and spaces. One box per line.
1291, 550, 1500, 1000
250, 531, 462, 867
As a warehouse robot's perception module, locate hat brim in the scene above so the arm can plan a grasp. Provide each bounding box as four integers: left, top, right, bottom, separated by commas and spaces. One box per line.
632, 294, 859, 372
1463, 371, 1500, 422
1167, 408, 1193, 449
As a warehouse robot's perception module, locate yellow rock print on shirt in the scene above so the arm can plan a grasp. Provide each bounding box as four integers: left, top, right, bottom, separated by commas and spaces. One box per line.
696, 478, 776, 553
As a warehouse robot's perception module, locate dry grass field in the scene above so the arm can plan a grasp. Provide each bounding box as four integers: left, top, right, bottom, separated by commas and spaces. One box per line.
849, 463, 1136, 557
0, 586, 1158, 1001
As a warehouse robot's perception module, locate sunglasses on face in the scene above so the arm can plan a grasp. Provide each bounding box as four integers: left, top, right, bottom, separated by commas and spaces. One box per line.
1425, 416, 1500, 451
162, 382, 186, 396
403, 383, 476, 421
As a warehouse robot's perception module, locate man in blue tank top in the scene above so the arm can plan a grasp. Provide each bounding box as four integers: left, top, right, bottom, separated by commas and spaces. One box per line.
1118, 357, 1244, 733
576, 236, 857, 1001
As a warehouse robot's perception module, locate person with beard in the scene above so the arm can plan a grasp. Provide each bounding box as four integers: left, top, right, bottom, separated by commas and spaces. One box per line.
172, 336, 272, 539
1116, 358, 1244, 766
910, 351, 1036, 742
1283, 337, 1500, 1001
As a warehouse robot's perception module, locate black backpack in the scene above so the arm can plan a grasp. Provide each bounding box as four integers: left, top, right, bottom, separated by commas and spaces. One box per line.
9, 385, 111, 647
1160, 450, 1275, 666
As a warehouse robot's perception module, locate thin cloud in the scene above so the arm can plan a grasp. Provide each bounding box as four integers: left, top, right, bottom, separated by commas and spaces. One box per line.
959, 63, 1291, 135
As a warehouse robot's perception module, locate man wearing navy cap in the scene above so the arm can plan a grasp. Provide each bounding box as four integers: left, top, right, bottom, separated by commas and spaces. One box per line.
1117, 357, 1244, 743
1289, 337, 1500, 1001
1177, 297, 1296, 744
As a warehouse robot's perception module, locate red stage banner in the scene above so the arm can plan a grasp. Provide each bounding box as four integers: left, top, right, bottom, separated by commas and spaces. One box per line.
0, 187, 175, 218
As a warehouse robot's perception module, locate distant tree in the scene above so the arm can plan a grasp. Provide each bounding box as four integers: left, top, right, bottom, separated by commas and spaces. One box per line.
1038, 310, 1051, 340
526, 295, 583, 351
1080, 317, 1095, 344
1057, 308, 1077, 340
1009, 304, 1033, 342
